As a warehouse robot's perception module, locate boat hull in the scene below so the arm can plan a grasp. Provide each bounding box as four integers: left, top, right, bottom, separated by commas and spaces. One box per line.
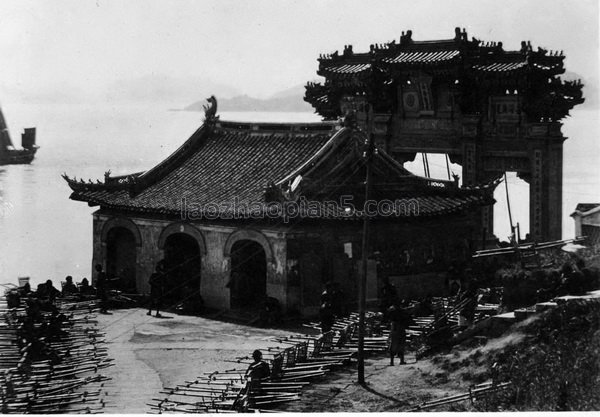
0, 147, 38, 165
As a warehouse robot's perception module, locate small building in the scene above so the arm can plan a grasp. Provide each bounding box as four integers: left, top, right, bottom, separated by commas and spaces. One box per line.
571, 204, 600, 245
64, 116, 495, 314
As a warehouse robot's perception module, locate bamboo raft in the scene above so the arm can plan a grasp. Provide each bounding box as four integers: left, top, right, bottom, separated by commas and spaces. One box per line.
0, 292, 112, 414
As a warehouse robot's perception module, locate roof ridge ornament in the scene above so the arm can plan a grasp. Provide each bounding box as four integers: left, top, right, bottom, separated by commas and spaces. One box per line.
400, 30, 413, 46
203, 95, 219, 124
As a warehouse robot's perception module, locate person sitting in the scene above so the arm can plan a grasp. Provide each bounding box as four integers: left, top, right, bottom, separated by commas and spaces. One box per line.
40, 280, 61, 304
19, 282, 31, 297
245, 350, 271, 383
62, 276, 79, 296
79, 278, 96, 296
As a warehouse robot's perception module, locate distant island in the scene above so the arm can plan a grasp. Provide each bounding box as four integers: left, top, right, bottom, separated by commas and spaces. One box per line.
184, 85, 314, 113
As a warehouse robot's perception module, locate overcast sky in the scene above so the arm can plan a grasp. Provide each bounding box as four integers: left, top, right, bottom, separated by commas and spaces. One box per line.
0, 0, 598, 104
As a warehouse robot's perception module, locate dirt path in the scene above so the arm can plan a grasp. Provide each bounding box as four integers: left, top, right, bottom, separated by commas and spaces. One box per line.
97, 308, 293, 413
97, 308, 514, 413
280, 352, 467, 412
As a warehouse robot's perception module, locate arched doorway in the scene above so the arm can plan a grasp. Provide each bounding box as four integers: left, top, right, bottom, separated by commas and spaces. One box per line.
163, 233, 202, 306
106, 227, 137, 293
229, 240, 267, 309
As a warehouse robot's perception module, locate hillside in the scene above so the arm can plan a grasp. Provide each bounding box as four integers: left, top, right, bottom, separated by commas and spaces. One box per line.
185, 84, 313, 113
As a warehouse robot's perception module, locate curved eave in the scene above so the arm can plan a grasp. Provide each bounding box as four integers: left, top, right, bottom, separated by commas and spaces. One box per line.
275, 127, 351, 186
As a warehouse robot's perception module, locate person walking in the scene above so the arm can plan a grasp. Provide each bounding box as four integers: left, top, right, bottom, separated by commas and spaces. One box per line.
148, 261, 165, 317
388, 304, 414, 366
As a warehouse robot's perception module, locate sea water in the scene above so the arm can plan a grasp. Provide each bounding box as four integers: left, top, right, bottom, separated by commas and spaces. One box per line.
0, 103, 598, 287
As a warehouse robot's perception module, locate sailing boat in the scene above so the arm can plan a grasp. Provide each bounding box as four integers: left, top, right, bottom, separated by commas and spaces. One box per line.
0, 106, 38, 165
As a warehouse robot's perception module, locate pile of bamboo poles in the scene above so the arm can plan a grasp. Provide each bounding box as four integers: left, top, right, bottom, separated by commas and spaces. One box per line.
0, 293, 113, 414
409, 381, 512, 411
472, 237, 586, 259
148, 310, 387, 413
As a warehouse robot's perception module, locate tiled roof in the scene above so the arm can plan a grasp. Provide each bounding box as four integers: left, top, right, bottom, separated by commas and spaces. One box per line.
383, 49, 460, 65
320, 63, 371, 76
66, 122, 334, 214
65, 120, 493, 219
472, 61, 527, 72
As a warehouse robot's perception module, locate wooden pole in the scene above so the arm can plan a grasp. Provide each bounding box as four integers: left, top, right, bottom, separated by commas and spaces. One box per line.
358, 108, 374, 386
503, 172, 515, 243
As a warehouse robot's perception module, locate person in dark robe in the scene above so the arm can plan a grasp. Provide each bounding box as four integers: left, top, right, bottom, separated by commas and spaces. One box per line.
19, 282, 31, 297
331, 282, 345, 317
319, 301, 335, 333
95, 264, 109, 314
259, 296, 282, 326
42, 280, 61, 304
148, 261, 165, 317
321, 282, 334, 305
62, 276, 79, 296
245, 350, 271, 382
380, 278, 399, 320
79, 278, 96, 296
387, 304, 414, 366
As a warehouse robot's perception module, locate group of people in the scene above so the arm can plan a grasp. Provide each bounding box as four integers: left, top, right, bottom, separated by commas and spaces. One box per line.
7, 275, 99, 309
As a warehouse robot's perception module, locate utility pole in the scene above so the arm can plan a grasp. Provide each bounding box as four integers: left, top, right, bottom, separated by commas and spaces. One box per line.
357, 106, 374, 385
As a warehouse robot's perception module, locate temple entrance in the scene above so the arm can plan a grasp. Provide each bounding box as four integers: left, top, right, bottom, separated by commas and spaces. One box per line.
106, 227, 137, 293
229, 240, 267, 309
163, 233, 202, 306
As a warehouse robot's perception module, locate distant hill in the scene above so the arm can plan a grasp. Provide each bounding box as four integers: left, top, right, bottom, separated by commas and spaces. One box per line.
105, 74, 241, 106
185, 84, 313, 112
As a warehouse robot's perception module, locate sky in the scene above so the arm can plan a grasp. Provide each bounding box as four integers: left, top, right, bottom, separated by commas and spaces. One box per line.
0, 0, 598, 105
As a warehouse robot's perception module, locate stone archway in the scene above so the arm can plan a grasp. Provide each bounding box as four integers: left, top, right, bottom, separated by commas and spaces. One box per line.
229, 240, 267, 309
223, 229, 274, 309
158, 222, 207, 255
157, 222, 207, 307
101, 217, 142, 248
223, 229, 274, 263
101, 218, 142, 292
105, 227, 137, 292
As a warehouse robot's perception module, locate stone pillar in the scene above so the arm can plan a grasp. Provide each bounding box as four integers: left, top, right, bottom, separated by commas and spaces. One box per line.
529, 148, 544, 242
200, 228, 231, 310
266, 233, 288, 309
91, 213, 105, 286
462, 140, 494, 240
546, 143, 563, 240
136, 222, 164, 294
461, 142, 477, 186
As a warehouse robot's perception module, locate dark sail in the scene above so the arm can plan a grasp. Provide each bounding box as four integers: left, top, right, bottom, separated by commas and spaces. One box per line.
0, 106, 38, 165
0, 107, 14, 149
